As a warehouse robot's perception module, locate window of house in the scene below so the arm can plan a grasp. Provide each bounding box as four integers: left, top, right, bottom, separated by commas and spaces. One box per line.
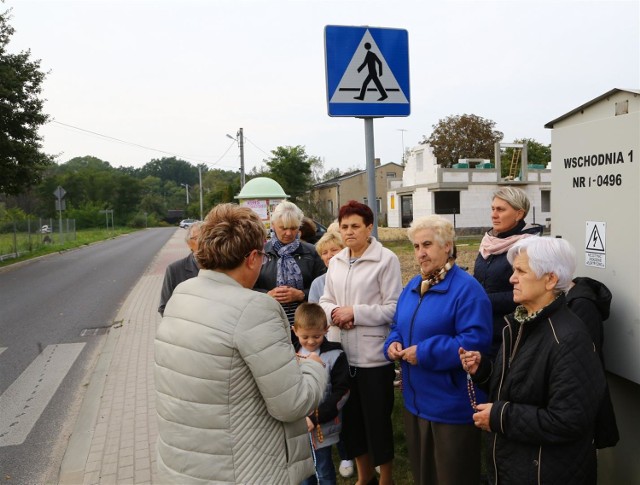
386, 172, 397, 178
434, 191, 460, 214
363, 198, 382, 214
541, 190, 550, 212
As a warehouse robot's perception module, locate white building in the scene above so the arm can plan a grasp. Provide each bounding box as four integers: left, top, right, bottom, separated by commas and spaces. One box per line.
387, 142, 551, 233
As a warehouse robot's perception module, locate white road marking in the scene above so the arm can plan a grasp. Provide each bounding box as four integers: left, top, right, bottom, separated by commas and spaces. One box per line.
0, 348, 6, 356
0, 343, 85, 446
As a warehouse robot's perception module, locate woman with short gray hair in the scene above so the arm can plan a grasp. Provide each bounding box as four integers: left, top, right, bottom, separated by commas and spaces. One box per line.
254, 201, 325, 333
461, 236, 604, 485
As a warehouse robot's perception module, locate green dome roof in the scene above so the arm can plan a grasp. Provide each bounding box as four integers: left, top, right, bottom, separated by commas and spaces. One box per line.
236, 177, 289, 199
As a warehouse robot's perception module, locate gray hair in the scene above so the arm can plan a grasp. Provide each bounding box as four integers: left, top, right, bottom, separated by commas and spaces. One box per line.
185, 221, 204, 243
270, 200, 304, 228
507, 237, 576, 293
407, 215, 455, 257
493, 187, 530, 218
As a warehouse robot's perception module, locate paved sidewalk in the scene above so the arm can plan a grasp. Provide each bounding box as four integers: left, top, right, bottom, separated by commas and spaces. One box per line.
59, 229, 190, 485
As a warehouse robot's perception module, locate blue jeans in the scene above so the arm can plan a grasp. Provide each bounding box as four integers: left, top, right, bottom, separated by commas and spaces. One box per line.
300, 446, 336, 485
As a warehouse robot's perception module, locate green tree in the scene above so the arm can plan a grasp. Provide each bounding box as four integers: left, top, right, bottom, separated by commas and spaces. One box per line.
265, 145, 314, 202
0, 7, 54, 195
322, 167, 342, 181
139, 157, 198, 186
423, 114, 503, 167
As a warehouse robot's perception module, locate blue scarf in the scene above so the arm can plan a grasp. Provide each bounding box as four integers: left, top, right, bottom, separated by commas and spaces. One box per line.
272, 236, 304, 290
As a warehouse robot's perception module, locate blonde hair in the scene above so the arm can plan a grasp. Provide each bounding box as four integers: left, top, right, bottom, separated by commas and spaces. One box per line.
195, 204, 266, 270
407, 215, 455, 257
271, 200, 304, 228
493, 187, 530, 218
294, 303, 328, 331
315, 231, 344, 255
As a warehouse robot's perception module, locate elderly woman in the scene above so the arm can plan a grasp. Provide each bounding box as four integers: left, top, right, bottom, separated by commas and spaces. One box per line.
384, 215, 492, 485
155, 203, 327, 484
474, 187, 543, 357
460, 237, 606, 485
320, 200, 402, 485
254, 201, 326, 330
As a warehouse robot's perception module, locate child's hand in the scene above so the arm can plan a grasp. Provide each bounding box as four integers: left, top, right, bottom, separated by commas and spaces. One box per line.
306, 416, 315, 432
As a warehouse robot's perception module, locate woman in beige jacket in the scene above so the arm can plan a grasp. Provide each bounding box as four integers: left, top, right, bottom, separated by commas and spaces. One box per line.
155, 204, 327, 484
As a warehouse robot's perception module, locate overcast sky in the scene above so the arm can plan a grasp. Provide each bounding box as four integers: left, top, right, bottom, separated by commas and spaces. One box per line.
7, 0, 639, 175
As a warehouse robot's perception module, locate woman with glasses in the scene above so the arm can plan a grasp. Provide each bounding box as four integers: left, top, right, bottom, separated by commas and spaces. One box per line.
254, 201, 326, 339
155, 203, 327, 484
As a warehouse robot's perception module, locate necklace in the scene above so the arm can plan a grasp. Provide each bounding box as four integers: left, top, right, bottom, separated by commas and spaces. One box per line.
466, 372, 478, 411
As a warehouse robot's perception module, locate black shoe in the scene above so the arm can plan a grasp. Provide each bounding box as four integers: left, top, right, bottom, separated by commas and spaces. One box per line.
354, 96, 364, 100
377, 94, 388, 101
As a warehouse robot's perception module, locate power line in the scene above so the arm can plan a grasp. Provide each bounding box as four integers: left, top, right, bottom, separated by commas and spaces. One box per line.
49, 119, 239, 169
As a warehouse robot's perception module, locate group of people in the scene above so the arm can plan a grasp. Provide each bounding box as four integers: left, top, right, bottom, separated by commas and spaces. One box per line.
154, 187, 617, 485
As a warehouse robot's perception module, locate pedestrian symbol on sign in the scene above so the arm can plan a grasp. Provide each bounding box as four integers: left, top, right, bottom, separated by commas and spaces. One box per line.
354, 43, 388, 101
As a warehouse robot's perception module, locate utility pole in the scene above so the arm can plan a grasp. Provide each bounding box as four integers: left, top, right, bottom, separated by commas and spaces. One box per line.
227, 128, 246, 188
238, 128, 245, 188
181, 183, 190, 205
398, 128, 408, 164
198, 165, 203, 220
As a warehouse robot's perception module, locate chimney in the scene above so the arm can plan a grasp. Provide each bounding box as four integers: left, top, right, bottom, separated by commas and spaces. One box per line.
374, 158, 381, 167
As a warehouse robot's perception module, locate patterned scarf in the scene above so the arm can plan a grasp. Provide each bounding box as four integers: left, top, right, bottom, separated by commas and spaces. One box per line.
420, 258, 454, 296
272, 236, 304, 290
479, 232, 532, 259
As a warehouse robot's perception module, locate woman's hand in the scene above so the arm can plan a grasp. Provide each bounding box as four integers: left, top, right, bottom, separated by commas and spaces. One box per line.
459, 347, 481, 375
387, 341, 404, 361
268, 285, 304, 304
331, 306, 355, 329
306, 416, 315, 432
305, 352, 324, 366
473, 403, 493, 432
400, 345, 418, 365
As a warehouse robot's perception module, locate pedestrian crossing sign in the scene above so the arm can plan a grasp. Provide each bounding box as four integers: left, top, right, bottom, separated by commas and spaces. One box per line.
325, 25, 410, 117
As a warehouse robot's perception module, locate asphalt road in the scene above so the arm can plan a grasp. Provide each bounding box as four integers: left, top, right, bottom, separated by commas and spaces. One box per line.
0, 227, 175, 484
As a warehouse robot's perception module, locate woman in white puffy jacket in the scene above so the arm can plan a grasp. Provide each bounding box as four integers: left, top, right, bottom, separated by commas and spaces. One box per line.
155, 203, 327, 484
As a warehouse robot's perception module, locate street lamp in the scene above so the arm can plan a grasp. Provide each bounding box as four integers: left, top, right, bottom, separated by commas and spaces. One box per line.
226, 127, 245, 188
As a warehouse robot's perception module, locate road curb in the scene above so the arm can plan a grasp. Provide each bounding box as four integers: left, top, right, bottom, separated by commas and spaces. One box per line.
57, 321, 122, 485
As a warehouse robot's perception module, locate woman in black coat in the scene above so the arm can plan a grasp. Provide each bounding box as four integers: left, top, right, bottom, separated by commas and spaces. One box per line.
474, 187, 542, 358
461, 237, 605, 485
253, 201, 326, 332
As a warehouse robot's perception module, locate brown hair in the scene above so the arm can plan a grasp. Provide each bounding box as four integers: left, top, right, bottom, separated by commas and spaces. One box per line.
299, 217, 317, 243
195, 203, 266, 270
338, 200, 373, 226
294, 303, 328, 331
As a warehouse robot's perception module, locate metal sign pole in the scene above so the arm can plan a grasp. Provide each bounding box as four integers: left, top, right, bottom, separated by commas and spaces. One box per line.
364, 117, 378, 239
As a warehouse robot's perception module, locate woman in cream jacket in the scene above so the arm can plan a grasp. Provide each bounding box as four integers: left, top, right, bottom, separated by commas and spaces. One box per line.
155, 204, 327, 484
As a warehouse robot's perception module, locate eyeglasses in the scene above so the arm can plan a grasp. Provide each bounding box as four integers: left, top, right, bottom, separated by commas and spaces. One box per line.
245, 249, 268, 265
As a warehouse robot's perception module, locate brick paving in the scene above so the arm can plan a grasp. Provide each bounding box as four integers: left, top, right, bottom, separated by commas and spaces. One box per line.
59, 229, 190, 485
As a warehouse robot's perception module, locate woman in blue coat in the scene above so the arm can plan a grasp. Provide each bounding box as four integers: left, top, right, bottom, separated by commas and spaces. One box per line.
384, 215, 492, 485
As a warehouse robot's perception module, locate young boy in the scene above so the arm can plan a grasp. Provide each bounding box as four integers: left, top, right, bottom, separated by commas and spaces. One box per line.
294, 303, 350, 485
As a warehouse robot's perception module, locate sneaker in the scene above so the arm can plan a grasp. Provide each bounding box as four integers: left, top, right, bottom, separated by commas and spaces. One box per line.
375, 465, 381, 474
339, 460, 354, 478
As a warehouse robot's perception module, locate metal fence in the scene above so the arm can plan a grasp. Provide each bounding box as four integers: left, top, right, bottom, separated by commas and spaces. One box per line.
0, 218, 77, 262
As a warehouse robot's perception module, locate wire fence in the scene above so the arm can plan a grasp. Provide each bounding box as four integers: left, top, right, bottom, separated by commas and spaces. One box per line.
0, 218, 77, 261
